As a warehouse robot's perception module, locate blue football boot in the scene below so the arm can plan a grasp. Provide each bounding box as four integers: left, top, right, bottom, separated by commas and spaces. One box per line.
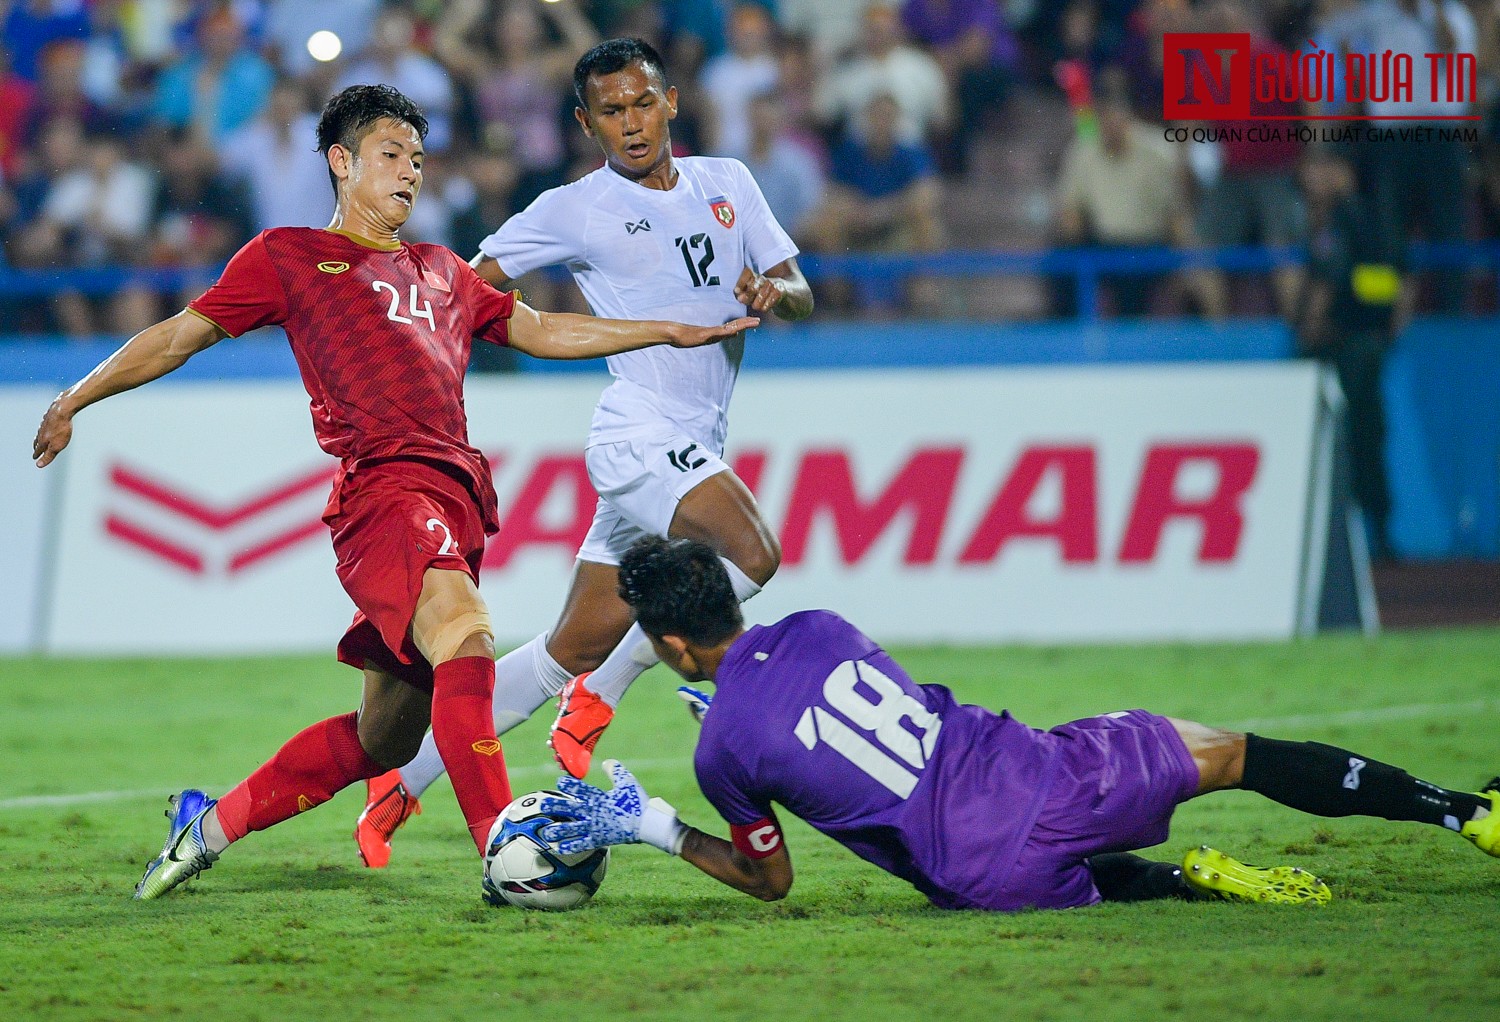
134, 789, 220, 900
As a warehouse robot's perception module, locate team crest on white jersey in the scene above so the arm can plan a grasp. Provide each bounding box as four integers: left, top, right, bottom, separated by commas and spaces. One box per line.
709, 196, 735, 228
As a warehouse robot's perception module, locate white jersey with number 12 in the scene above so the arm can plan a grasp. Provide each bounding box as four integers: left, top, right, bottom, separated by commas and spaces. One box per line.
478, 156, 798, 453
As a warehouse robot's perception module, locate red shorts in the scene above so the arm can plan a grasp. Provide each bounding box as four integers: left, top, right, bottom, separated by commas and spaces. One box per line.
328, 458, 487, 691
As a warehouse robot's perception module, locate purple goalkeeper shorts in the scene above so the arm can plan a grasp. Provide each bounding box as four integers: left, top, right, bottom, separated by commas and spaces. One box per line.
995, 709, 1200, 912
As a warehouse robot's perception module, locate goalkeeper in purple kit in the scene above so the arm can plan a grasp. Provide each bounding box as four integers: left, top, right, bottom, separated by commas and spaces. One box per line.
542, 537, 1499, 911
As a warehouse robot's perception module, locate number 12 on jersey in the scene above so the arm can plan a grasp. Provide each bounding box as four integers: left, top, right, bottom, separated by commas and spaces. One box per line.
794, 659, 943, 798
674, 234, 719, 287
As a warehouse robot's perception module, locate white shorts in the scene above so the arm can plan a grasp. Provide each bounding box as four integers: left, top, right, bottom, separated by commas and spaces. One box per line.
576, 432, 730, 566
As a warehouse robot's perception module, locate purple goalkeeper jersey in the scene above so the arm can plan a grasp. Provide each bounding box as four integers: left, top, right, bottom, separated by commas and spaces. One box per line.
693, 610, 1058, 910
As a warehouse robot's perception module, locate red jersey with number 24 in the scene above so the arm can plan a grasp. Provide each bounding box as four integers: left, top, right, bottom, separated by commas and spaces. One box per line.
187, 227, 515, 529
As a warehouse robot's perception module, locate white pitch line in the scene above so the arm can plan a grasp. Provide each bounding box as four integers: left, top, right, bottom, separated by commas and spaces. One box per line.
3, 701, 1493, 814
1223, 698, 1495, 732
0, 757, 686, 812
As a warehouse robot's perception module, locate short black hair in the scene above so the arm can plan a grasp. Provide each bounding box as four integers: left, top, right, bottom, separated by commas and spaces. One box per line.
618, 537, 743, 646
315, 84, 429, 195
573, 37, 668, 108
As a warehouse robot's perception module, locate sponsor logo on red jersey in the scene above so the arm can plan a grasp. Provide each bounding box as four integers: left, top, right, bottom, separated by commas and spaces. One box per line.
317, 261, 350, 274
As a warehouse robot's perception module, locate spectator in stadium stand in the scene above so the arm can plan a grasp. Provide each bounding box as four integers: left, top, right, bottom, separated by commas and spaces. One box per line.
1053, 0, 1122, 77
146, 129, 253, 278
1195, 0, 1304, 317
450, 141, 523, 374
1476, 0, 1500, 128
1339, 0, 1476, 312
0, 48, 37, 178
394, 157, 461, 251
1113, 0, 1195, 118
435, 0, 598, 210
1053, 69, 1224, 318
656, 0, 731, 79
900, 0, 1020, 174
742, 90, 827, 245
19, 39, 117, 146
449, 143, 518, 261
814, 4, 950, 147
151, 7, 273, 145
9, 114, 81, 235
779, 0, 897, 63
9, 123, 156, 336
1293, 146, 1404, 562
336, 6, 457, 154
220, 79, 330, 232
804, 92, 943, 311
772, 33, 824, 146
1, 0, 90, 82
699, 3, 780, 159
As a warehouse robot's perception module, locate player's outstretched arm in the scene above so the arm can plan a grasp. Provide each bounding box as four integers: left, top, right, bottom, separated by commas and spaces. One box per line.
540, 760, 794, 902
505, 298, 759, 360
734, 257, 814, 322
678, 827, 793, 902
468, 253, 512, 290
33, 310, 227, 467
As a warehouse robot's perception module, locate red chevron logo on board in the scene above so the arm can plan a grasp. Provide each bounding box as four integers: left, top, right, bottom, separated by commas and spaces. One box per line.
102, 462, 334, 576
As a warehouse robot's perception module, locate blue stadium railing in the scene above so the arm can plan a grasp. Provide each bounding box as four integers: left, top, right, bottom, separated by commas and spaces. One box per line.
798, 241, 1500, 320
2, 241, 1497, 322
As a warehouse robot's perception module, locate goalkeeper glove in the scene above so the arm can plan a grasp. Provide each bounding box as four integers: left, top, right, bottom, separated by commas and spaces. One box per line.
676, 685, 712, 724
539, 759, 686, 856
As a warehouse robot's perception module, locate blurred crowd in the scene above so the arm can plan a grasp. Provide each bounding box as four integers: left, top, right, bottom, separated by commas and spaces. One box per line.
1, 0, 1498, 335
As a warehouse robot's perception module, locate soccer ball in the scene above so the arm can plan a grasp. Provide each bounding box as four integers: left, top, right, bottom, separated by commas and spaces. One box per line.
482, 790, 609, 911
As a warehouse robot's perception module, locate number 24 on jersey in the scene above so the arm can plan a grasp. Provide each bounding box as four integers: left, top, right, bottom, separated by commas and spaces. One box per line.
373, 280, 436, 331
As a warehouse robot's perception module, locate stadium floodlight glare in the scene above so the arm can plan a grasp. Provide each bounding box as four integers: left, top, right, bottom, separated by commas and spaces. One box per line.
307, 30, 342, 62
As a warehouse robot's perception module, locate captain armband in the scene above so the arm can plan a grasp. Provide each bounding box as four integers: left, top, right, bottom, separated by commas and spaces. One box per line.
730, 818, 784, 859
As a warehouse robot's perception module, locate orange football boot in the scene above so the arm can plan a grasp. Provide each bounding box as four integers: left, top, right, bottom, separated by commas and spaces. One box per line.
354, 769, 421, 868
548, 673, 615, 779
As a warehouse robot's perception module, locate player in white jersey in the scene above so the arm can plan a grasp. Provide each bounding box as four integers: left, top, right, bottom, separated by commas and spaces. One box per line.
353, 38, 813, 867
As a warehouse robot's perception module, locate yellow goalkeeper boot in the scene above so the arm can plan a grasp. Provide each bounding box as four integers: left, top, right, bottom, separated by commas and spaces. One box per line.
1459, 779, 1499, 856
1182, 846, 1331, 905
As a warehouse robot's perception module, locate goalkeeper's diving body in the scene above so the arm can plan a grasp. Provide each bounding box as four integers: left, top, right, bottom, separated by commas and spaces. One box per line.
542, 537, 1500, 911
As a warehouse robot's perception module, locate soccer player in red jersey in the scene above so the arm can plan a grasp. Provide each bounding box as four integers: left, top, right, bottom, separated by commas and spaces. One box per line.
355, 41, 816, 869
30, 84, 755, 901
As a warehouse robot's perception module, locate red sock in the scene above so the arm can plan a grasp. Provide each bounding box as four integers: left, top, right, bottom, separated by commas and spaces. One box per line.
431, 655, 513, 852
215, 712, 383, 843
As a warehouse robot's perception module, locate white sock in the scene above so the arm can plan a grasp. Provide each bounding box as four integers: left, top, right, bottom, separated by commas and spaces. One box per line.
203, 806, 232, 854
585, 621, 661, 708
718, 555, 763, 602
398, 731, 447, 800
588, 556, 763, 708
399, 634, 572, 799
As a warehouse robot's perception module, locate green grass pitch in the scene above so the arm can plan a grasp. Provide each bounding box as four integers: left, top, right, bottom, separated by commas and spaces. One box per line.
2, 629, 1498, 1021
